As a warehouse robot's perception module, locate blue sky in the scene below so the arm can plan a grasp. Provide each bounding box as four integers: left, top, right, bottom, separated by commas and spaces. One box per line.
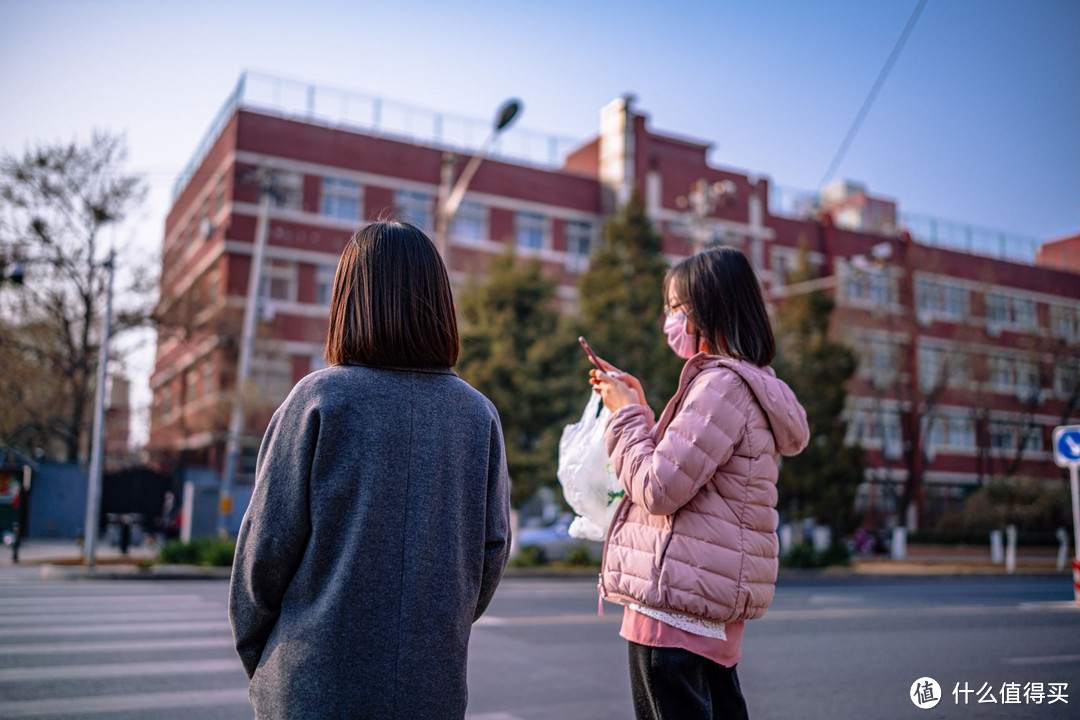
2, 0, 1078, 240
2, 0, 1078, 440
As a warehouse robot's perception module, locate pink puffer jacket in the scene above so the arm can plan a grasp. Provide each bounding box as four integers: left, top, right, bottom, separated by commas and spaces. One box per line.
600, 353, 809, 623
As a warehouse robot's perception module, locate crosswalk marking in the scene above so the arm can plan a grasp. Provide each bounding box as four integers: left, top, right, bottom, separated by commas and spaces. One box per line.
0, 611, 227, 625
0, 620, 231, 637
0, 636, 235, 655
0, 658, 244, 682
0, 594, 209, 606
0, 688, 252, 718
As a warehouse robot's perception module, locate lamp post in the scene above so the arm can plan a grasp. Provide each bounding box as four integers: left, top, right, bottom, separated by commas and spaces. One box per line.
434, 99, 522, 269
218, 169, 277, 537
84, 249, 116, 568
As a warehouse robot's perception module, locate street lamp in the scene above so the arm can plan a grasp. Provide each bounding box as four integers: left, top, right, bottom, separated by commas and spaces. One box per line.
434, 98, 522, 269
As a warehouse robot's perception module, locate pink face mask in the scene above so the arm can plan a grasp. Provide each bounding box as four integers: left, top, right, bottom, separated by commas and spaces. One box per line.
664, 311, 698, 359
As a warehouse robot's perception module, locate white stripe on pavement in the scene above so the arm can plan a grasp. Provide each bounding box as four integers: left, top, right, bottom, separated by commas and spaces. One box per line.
0, 611, 226, 625
0, 594, 210, 606
0, 688, 251, 718
1003, 654, 1080, 665
0, 636, 235, 655
0, 621, 230, 637
0, 658, 243, 682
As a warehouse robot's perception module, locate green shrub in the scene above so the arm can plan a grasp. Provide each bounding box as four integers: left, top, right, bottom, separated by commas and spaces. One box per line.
564, 545, 598, 567
159, 538, 236, 567
510, 545, 547, 568
780, 541, 850, 569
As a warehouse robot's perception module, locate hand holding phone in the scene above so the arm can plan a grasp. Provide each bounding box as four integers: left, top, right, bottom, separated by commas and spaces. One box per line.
578, 336, 604, 369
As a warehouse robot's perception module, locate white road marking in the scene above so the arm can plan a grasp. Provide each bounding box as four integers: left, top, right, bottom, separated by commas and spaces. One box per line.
0, 658, 243, 682
0, 688, 251, 718
0, 636, 234, 655
0, 594, 210, 606
0, 620, 230, 637
0, 611, 226, 625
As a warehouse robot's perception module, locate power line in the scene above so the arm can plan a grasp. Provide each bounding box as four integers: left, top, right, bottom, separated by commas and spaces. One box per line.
819, 0, 929, 189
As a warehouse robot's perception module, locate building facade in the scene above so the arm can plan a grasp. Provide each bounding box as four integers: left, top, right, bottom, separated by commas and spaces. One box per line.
150, 73, 1080, 529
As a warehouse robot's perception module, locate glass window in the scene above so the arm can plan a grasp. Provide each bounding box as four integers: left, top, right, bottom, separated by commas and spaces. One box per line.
251, 353, 294, 405
259, 260, 297, 302
271, 171, 304, 211
450, 201, 485, 242
515, 212, 546, 250
1013, 297, 1037, 329
321, 178, 362, 221
1056, 358, 1079, 397
395, 190, 432, 230
316, 264, 336, 306
203, 361, 215, 397
565, 220, 593, 272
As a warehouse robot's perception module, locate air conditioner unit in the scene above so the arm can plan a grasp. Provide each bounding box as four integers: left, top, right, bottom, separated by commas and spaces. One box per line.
986, 323, 1001, 338
199, 217, 214, 239
916, 310, 933, 327
884, 441, 903, 461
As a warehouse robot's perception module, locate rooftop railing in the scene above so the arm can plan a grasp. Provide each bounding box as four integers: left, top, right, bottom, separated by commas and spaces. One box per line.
172, 71, 582, 201
768, 184, 1042, 265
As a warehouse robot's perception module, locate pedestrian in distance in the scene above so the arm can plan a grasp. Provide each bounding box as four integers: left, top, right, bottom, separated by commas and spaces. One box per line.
229, 220, 512, 720
589, 246, 810, 720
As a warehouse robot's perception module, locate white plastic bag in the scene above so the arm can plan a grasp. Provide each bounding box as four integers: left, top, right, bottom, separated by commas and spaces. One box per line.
557, 392, 625, 541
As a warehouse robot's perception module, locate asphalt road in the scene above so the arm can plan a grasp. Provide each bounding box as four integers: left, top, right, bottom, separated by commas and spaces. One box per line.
0, 567, 1076, 719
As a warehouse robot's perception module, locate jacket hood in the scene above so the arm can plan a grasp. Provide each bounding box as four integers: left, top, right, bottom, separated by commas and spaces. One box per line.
701, 355, 810, 457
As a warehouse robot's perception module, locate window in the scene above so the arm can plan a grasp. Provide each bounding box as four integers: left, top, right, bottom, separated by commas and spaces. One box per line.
844, 270, 896, 306
916, 279, 969, 319
855, 337, 898, 384
316, 264, 336, 306
203, 361, 216, 397
395, 190, 432, 229
321, 178, 362, 221
918, 346, 968, 390
213, 175, 227, 215
988, 356, 1040, 393
259, 260, 297, 302
450, 201, 485, 242
515, 212, 546, 250
565, 220, 593, 272
1055, 358, 1079, 397
1050, 305, 1080, 341
989, 422, 1013, 451
846, 408, 902, 451
271, 171, 303, 211
986, 291, 1038, 330
251, 352, 294, 405
927, 415, 974, 449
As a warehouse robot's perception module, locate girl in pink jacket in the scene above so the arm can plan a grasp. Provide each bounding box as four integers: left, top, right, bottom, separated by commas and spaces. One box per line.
590, 246, 810, 720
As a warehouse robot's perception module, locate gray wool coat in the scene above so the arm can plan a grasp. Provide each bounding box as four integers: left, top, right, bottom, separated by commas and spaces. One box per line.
229, 364, 511, 720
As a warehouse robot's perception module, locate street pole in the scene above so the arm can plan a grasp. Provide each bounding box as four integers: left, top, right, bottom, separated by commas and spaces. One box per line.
1071, 463, 1080, 606
218, 172, 274, 537
83, 249, 115, 568
434, 99, 521, 272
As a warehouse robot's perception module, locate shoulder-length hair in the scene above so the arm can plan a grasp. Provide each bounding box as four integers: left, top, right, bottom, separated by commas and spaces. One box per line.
664, 246, 775, 367
324, 221, 459, 368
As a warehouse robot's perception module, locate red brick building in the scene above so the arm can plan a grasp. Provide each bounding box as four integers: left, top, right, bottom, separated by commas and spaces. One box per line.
150, 73, 1080, 529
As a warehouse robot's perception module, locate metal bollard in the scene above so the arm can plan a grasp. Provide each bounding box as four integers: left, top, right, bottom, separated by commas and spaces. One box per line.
1005, 524, 1017, 574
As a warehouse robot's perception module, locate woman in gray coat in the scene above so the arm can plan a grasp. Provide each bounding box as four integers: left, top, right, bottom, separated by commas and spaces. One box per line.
229, 221, 511, 719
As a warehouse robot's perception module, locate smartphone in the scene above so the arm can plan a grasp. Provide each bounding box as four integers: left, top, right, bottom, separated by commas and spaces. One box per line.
578, 336, 604, 368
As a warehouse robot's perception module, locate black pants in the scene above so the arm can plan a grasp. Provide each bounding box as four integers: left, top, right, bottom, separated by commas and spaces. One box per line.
628, 641, 749, 720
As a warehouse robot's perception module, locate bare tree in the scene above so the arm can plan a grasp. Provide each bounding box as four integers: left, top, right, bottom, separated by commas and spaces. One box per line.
0, 131, 149, 462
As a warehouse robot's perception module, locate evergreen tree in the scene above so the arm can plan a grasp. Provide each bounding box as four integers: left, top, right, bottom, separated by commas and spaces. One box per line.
456, 250, 579, 507
773, 251, 865, 536
578, 189, 682, 410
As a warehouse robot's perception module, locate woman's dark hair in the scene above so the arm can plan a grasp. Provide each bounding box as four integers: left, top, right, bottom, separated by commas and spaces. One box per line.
325, 221, 459, 368
664, 246, 775, 367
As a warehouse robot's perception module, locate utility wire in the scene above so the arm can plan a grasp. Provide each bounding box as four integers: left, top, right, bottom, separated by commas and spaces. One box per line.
819, 0, 929, 189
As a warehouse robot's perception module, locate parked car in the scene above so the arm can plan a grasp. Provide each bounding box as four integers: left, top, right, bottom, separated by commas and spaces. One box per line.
517, 513, 601, 563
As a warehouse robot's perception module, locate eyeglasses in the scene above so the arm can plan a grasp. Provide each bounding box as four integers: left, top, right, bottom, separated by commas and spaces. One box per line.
663, 301, 689, 317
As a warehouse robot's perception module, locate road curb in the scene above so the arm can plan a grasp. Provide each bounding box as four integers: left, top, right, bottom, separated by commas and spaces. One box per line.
39, 563, 232, 581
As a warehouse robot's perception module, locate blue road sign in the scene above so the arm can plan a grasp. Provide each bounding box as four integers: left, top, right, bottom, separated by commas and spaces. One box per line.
1054, 425, 1080, 468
